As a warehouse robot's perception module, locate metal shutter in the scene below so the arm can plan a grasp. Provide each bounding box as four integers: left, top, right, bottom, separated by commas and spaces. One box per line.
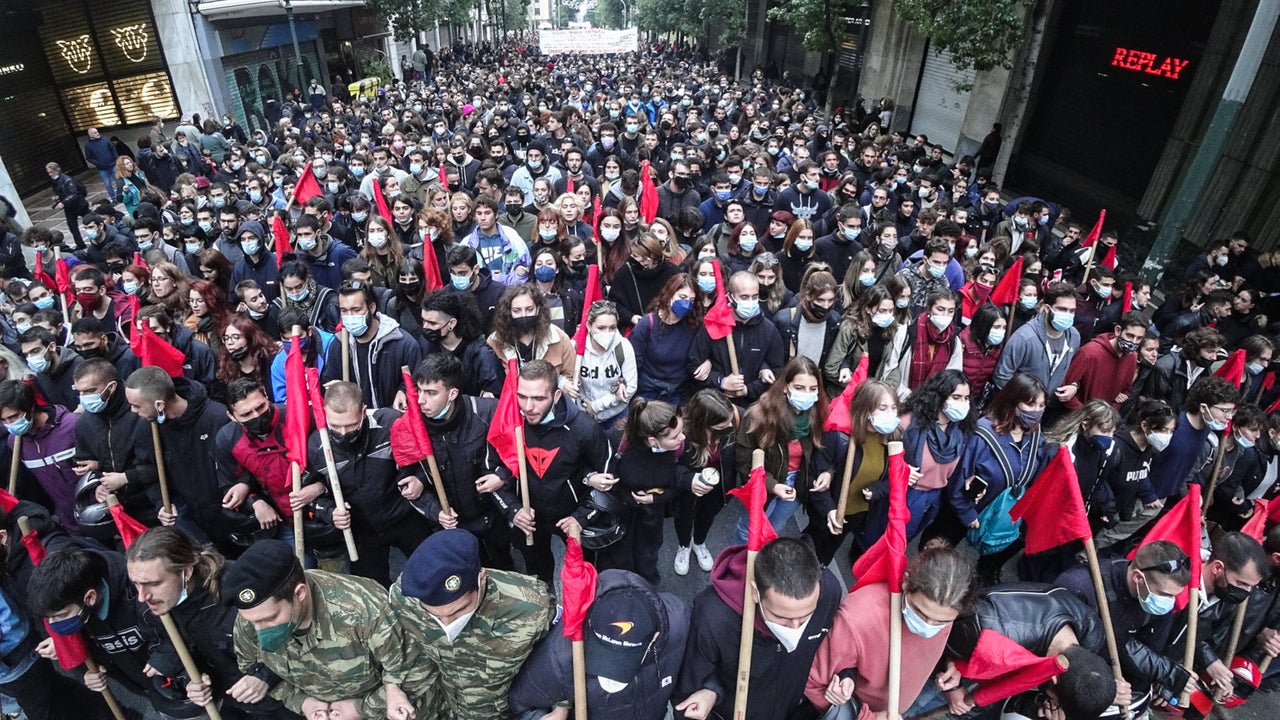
910, 47, 975, 153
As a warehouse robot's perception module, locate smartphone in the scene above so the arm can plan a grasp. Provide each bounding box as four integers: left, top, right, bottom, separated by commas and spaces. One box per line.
965, 476, 989, 503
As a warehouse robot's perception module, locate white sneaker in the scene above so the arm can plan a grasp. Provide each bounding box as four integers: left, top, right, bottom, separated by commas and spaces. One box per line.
693, 544, 714, 572
674, 546, 691, 576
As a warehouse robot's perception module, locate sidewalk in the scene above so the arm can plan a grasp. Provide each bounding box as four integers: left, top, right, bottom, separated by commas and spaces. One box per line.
21, 169, 115, 240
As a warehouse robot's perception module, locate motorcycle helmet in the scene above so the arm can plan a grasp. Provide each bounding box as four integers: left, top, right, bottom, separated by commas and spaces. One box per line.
579, 489, 625, 550
148, 671, 204, 719
73, 474, 117, 544
301, 495, 345, 560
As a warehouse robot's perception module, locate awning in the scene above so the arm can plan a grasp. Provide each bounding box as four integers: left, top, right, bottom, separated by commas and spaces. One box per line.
195, 0, 367, 21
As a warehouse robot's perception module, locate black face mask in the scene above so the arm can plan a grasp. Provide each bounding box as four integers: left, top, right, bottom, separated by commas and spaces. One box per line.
1195, 354, 1215, 369
228, 346, 249, 361
512, 316, 538, 335
672, 176, 691, 191
1218, 579, 1251, 604
569, 260, 587, 274
79, 345, 105, 360
331, 420, 366, 450
400, 280, 422, 296
422, 322, 451, 344
242, 407, 275, 439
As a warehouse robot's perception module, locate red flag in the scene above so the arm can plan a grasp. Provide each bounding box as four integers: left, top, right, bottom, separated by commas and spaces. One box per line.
1214, 349, 1246, 388
108, 503, 148, 548
305, 367, 326, 429
566, 175, 575, 195
726, 465, 778, 551
1128, 485, 1201, 610
283, 337, 309, 467
988, 256, 1024, 306
851, 448, 909, 591
560, 532, 598, 642
487, 359, 523, 474
1100, 242, 1117, 270
20, 528, 46, 564
391, 368, 434, 467
0, 488, 17, 513
438, 164, 449, 189
704, 259, 736, 341
591, 196, 602, 234
293, 168, 323, 205
132, 251, 148, 271
21, 529, 89, 669
639, 160, 659, 224
825, 355, 869, 434
130, 322, 185, 377
572, 265, 602, 356
1080, 210, 1106, 248
957, 630, 1068, 707
33, 250, 54, 292
54, 256, 72, 301
1242, 498, 1272, 542
371, 178, 394, 224
1009, 446, 1091, 554
271, 215, 291, 269
421, 240, 443, 291
1121, 282, 1133, 313
1267, 393, 1280, 415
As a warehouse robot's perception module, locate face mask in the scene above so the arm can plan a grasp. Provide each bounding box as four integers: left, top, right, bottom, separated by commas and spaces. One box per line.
944, 400, 969, 422
1136, 573, 1175, 615
926, 264, 946, 279
512, 316, 539, 335
1147, 431, 1172, 452
81, 385, 112, 414
83, 228, 99, 242
593, 331, 616, 349
1207, 415, 1229, 432
753, 185, 769, 197
1218, 580, 1251, 604
248, 190, 263, 203
534, 266, 556, 283
185, 241, 203, 254
870, 411, 898, 435
788, 390, 818, 412
14, 322, 29, 334
598, 677, 628, 693
538, 227, 558, 241
368, 232, 388, 248
351, 211, 368, 222
697, 276, 717, 294
767, 147, 780, 156
48, 608, 87, 636
343, 144, 354, 153
871, 312, 895, 328
965, 247, 978, 258
739, 238, 757, 253
1018, 409, 1044, 429
1094, 284, 1112, 299
1050, 310, 1074, 331
77, 292, 99, 310
3, 409, 32, 435
1093, 435, 1113, 452
228, 346, 249, 361
1238, 435, 1255, 449
1014, 216, 1029, 229
256, 616, 298, 653
242, 239, 261, 256
527, 158, 543, 170
600, 228, 621, 243
626, 123, 640, 134
902, 598, 947, 638
343, 313, 370, 337
1019, 296, 1038, 310
987, 328, 1006, 346
451, 274, 472, 290
1215, 254, 1229, 267
26, 352, 49, 374
287, 287, 310, 303
794, 239, 813, 252
804, 180, 819, 191
410, 163, 423, 175
1248, 361, 1266, 375
929, 314, 952, 332
762, 615, 808, 653
734, 299, 759, 319
242, 408, 275, 438
327, 182, 340, 193
297, 236, 318, 252
895, 297, 911, 310
351, 167, 366, 177
728, 173, 742, 185
180, 217, 195, 227
669, 298, 694, 319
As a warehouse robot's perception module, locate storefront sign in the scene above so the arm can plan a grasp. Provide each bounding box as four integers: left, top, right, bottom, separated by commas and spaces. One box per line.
1110, 47, 1190, 79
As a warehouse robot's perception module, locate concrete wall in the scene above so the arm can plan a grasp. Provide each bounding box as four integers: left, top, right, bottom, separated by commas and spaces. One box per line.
153, 0, 222, 121
0, 157, 32, 228
857, 0, 926, 132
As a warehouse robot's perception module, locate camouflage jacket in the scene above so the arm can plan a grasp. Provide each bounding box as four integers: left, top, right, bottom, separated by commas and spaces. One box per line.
232, 570, 425, 716
391, 569, 556, 720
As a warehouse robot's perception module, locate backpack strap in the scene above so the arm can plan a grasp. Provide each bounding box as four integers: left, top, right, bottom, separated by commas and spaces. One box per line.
975, 426, 1017, 492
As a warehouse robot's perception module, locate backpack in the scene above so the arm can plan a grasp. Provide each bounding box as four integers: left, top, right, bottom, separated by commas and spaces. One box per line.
966, 425, 1040, 555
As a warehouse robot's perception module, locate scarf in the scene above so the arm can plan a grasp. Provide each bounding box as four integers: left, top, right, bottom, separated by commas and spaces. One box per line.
908, 314, 957, 389
793, 413, 811, 440
905, 421, 964, 466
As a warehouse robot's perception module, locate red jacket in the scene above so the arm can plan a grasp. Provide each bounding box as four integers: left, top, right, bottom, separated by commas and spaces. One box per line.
960, 327, 1001, 400
1062, 332, 1138, 410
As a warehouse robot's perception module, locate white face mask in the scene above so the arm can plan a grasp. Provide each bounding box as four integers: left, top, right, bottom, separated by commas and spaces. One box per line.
763, 616, 809, 653
433, 607, 478, 643
597, 677, 629, 693
1147, 431, 1172, 452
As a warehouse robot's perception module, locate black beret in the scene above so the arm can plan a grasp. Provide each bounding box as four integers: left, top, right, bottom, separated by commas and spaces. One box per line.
221, 540, 301, 610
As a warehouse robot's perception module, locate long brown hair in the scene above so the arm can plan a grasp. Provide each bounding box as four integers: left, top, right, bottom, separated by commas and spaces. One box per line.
125, 527, 226, 601
746, 356, 827, 449
847, 379, 900, 445
490, 284, 552, 351
215, 315, 275, 385
682, 389, 736, 466
648, 273, 702, 328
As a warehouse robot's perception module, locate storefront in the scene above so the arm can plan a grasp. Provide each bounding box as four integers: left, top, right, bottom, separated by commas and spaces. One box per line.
0, 0, 180, 194
1006, 0, 1219, 219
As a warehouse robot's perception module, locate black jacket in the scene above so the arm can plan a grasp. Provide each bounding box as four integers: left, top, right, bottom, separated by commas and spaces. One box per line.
170, 325, 217, 386
156, 379, 232, 539
306, 407, 423, 533
772, 305, 840, 364
510, 570, 691, 720
32, 348, 84, 411
608, 260, 681, 331
79, 549, 158, 694
410, 396, 506, 528
72, 388, 158, 523
319, 313, 423, 410
418, 336, 503, 397
492, 396, 614, 523
687, 311, 786, 406
1056, 559, 1190, 695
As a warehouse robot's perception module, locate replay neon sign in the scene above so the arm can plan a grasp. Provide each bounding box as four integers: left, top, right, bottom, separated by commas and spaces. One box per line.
1110, 47, 1191, 80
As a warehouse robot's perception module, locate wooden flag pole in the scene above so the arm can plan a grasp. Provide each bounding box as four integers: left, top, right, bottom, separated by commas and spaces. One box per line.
1202, 431, 1229, 517
568, 523, 589, 720
833, 434, 856, 531
340, 328, 351, 382
150, 423, 173, 516
726, 332, 740, 376
160, 613, 224, 720
887, 441, 905, 720
733, 449, 767, 720
399, 365, 452, 517
314, 425, 359, 562
1178, 588, 1201, 708
515, 424, 533, 546
1083, 536, 1130, 719
1221, 600, 1250, 675
1081, 244, 1099, 287
289, 327, 305, 563
8, 435, 21, 495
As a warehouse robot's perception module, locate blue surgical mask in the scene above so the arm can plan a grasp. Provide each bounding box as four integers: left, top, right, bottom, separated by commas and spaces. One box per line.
539, 408, 556, 425
739, 238, 757, 253
895, 298, 910, 310
26, 353, 49, 374
539, 227, 558, 240
943, 400, 969, 422
351, 212, 368, 222
844, 228, 860, 242
351, 167, 366, 177
871, 312, 894, 328
287, 288, 310, 303
1238, 435, 1255, 449
870, 411, 899, 435
138, 239, 154, 252
410, 163, 423, 175
83, 228, 98, 241
734, 299, 759, 319
342, 313, 369, 338
794, 239, 813, 252
327, 182, 340, 193
1137, 573, 1175, 616
248, 190, 263, 203
451, 274, 471, 290
1050, 310, 1074, 331
1248, 361, 1265, 375
1092, 435, 1113, 452
788, 390, 818, 412
80, 388, 110, 414
859, 273, 876, 287
15, 322, 31, 334
804, 180, 819, 190
180, 217, 195, 227
1020, 296, 1038, 310
185, 240, 203, 254
671, 298, 693, 318
242, 239, 260, 256
534, 266, 556, 282
926, 264, 946, 279
697, 276, 717, 294
4, 414, 31, 436
987, 328, 1006, 346
297, 237, 317, 252
34, 296, 55, 310
753, 185, 769, 196
715, 189, 731, 202
211, 197, 226, 208
903, 598, 947, 638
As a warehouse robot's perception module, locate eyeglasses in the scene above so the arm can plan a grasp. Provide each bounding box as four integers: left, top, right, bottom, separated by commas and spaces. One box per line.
1209, 405, 1237, 417
222, 334, 243, 343
1140, 556, 1191, 575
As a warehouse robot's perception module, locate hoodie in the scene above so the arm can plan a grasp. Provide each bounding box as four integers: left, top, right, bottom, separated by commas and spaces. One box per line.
1061, 333, 1138, 411
10, 406, 79, 534
675, 545, 842, 720
320, 313, 423, 409
509, 570, 691, 720
229, 221, 280, 303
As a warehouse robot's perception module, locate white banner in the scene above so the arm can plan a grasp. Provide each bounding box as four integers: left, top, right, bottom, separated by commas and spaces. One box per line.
539, 28, 638, 55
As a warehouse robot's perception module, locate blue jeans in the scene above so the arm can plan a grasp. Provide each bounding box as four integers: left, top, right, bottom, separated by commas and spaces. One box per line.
97, 169, 117, 200
276, 526, 318, 569
734, 472, 801, 543
905, 487, 943, 541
